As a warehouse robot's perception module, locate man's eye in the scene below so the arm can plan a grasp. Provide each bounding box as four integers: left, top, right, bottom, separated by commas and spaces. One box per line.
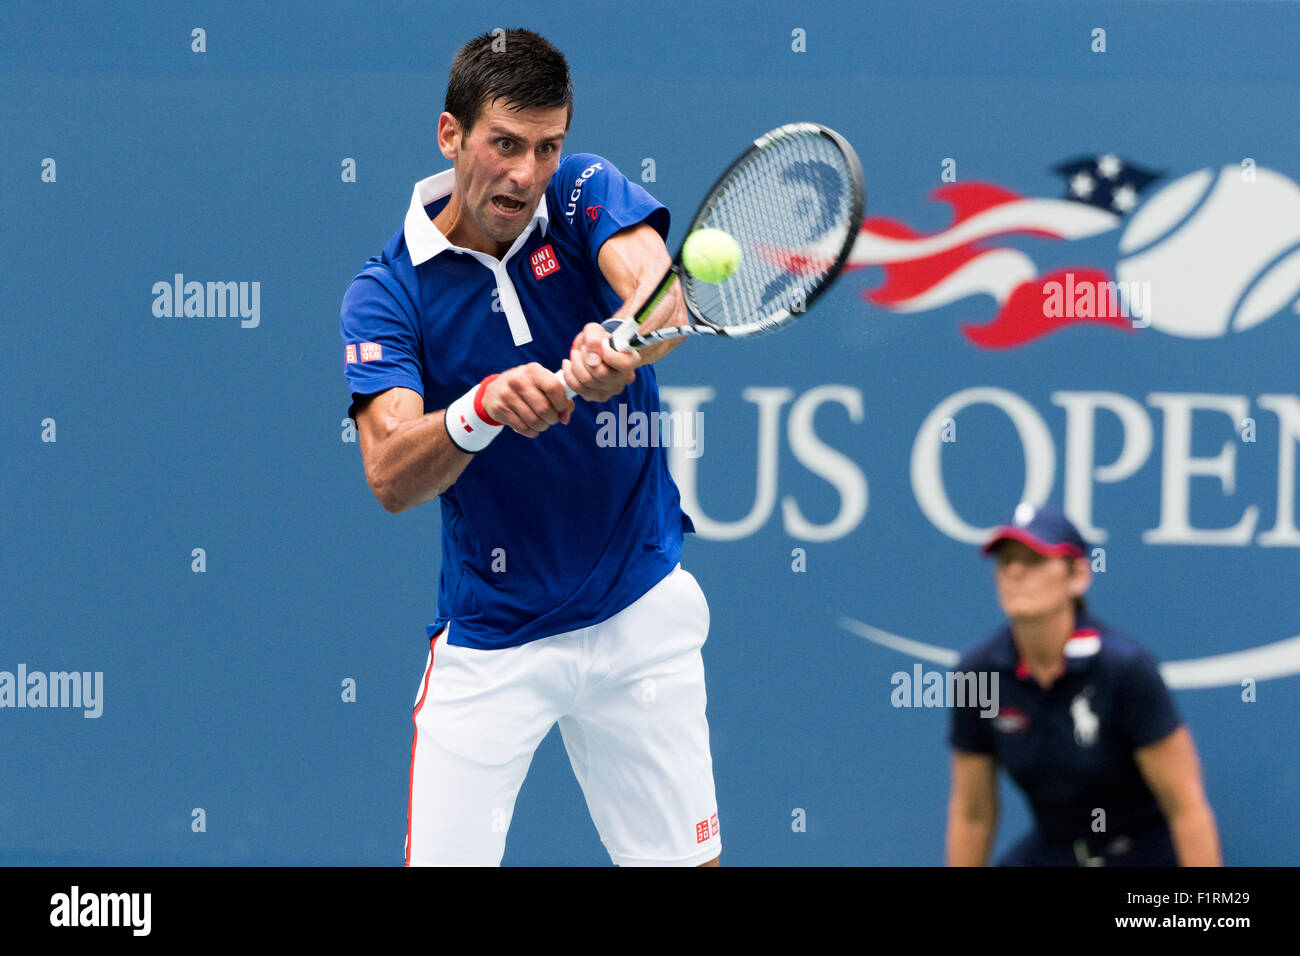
497, 138, 513, 150
539, 143, 556, 155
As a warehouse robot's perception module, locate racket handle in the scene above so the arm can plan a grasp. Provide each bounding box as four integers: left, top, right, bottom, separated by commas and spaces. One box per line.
554, 366, 576, 400
607, 315, 639, 351
552, 317, 640, 401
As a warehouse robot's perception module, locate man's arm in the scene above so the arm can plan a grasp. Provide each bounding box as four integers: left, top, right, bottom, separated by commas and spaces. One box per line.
355, 387, 467, 514
946, 750, 999, 866
563, 222, 689, 396
1134, 727, 1223, 866
354, 225, 673, 511
355, 368, 575, 514
598, 221, 690, 365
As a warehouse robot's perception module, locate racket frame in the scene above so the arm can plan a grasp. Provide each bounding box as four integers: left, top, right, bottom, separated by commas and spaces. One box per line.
556, 122, 865, 396
621, 121, 865, 349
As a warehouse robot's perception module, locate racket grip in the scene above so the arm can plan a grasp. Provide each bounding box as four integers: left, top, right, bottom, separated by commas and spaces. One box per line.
554, 366, 576, 400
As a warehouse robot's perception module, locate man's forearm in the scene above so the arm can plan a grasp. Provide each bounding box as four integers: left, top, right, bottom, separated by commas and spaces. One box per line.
597, 226, 690, 370
946, 814, 996, 866
370, 409, 473, 514
635, 336, 686, 367
1168, 802, 1222, 866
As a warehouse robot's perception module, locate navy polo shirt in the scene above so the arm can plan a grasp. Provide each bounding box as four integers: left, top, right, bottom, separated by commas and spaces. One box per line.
339, 153, 694, 650
949, 615, 1182, 863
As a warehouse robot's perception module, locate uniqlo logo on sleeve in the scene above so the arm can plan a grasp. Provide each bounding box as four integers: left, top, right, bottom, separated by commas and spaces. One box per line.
695, 819, 711, 844
709, 813, 719, 837
345, 344, 357, 364
359, 342, 383, 362
530, 244, 560, 280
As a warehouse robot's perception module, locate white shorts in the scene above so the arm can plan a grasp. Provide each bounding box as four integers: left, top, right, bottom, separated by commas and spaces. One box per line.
405, 564, 720, 867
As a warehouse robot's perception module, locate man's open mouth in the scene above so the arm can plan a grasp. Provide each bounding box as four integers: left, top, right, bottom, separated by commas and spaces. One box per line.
492, 195, 527, 213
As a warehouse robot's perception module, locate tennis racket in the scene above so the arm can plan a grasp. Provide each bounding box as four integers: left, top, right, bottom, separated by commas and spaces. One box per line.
555, 121, 866, 398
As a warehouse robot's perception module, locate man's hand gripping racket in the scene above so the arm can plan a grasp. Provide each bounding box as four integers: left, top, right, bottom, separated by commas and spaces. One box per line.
555, 121, 866, 398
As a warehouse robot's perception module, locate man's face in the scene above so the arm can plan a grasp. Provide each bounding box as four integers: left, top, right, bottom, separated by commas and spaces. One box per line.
992, 540, 1088, 620
439, 99, 568, 251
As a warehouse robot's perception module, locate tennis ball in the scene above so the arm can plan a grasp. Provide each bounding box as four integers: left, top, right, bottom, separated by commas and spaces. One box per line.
682, 228, 742, 283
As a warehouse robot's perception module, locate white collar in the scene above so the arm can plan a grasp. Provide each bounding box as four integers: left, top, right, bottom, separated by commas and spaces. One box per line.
403, 168, 549, 266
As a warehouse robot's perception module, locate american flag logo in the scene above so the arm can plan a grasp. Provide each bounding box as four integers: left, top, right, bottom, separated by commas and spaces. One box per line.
846, 154, 1164, 349
994, 706, 1030, 734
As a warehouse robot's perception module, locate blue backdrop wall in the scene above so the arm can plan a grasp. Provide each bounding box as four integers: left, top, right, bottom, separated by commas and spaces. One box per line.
2, 0, 1297, 865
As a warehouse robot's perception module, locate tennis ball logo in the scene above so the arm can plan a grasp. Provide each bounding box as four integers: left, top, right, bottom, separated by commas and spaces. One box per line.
683, 228, 742, 283
1115, 165, 1300, 337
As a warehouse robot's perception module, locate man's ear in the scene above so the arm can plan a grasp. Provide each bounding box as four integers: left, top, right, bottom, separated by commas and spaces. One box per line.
437, 112, 461, 162
1068, 556, 1092, 598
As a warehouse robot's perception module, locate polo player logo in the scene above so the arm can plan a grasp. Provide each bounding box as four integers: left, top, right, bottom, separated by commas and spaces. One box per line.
1071, 690, 1100, 747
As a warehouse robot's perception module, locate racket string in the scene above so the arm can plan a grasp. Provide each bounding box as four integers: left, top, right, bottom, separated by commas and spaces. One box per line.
685, 128, 859, 336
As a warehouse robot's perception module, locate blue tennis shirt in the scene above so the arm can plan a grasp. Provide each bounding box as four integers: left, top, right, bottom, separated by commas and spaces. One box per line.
339, 153, 694, 650
949, 615, 1183, 864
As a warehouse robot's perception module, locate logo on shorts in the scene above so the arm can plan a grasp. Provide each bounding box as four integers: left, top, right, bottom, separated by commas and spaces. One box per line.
530, 244, 560, 280
345, 344, 357, 364
359, 342, 383, 362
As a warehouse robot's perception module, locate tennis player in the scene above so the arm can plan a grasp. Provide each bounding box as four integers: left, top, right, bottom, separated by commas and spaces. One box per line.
946, 504, 1221, 866
339, 29, 720, 866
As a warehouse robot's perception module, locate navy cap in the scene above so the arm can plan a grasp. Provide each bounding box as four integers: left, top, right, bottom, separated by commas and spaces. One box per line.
981, 503, 1089, 559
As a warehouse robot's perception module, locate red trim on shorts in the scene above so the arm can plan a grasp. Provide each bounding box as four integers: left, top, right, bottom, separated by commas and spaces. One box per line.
405, 630, 441, 867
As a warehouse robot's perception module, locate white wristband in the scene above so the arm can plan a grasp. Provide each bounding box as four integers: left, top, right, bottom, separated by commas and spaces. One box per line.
444, 376, 504, 453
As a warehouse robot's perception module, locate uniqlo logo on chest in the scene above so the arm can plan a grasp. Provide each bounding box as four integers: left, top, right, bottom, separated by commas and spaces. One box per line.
359, 342, 383, 362
345, 344, 357, 364
530, 244, 560, 280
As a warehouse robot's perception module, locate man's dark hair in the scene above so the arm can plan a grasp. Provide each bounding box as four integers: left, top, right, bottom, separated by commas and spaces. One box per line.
1066, 557, 1088, 619
444, 29, 573, 136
